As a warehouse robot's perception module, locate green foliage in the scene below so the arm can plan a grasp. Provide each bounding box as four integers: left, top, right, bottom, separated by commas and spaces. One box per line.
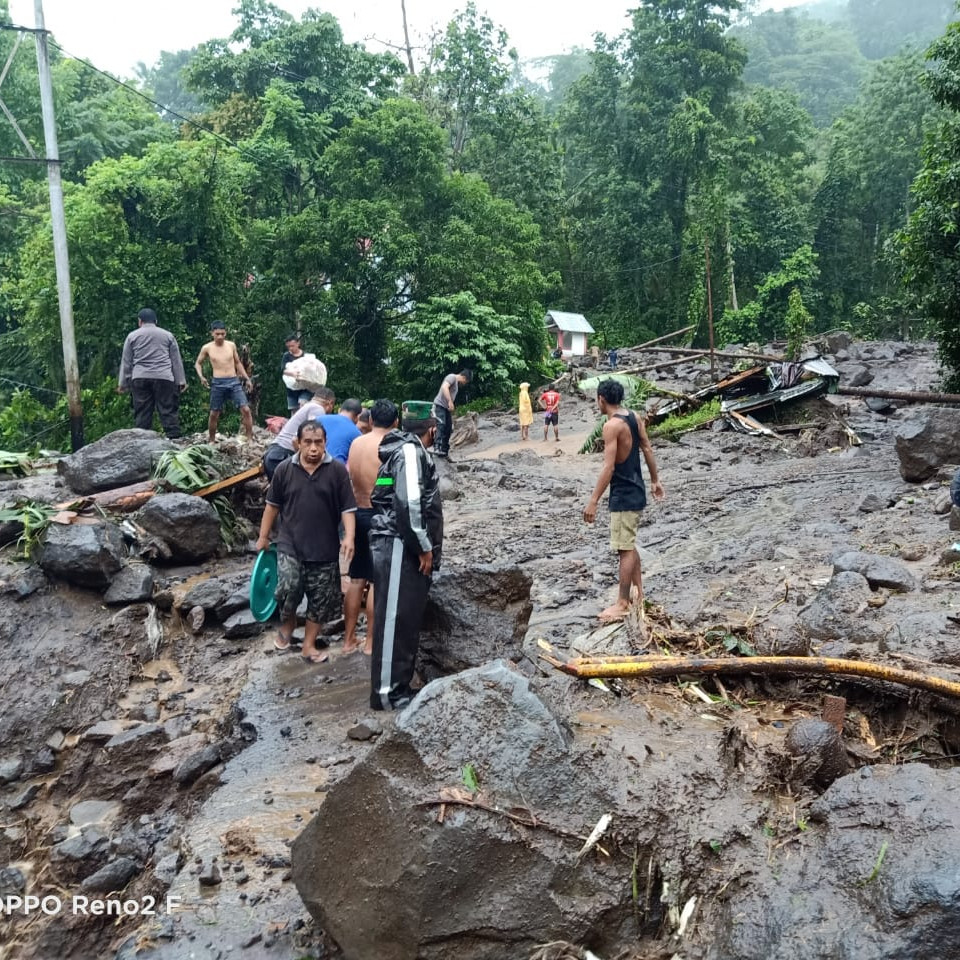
718, 245, 819, 346
460, 763, 480, 793
152, 445, 225, 492
814, 53, 941, 327
211, 495, 247, 550
0, 501, 57, 559
0, 380, 129, 453
649, 398, 722, 440
784, 289, 814, 360
733, 9, 866, 126
0, 451, 33, 475
393, 292, 535, 401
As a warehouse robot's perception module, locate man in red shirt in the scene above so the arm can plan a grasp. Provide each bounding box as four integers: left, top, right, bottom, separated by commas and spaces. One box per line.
539, 388, 561, 441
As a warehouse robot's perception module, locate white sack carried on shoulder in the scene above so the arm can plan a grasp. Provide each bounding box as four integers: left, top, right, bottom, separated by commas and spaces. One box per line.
283, 354, 327, 392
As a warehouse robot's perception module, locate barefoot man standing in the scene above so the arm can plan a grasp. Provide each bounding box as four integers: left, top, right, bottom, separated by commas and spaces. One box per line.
582, 379, 664, 622
195, 321, 254, 442
344, 399, 399, 655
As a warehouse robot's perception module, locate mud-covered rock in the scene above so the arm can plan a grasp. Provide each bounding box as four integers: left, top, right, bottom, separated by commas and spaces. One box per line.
40, 522, 125, 588
292, 661, 634, 960
798, 571, 876, 641
178, 576, 229, 612
881, 612, 960, 664
0, 756, 24, 784
173, 743, 222, 786
894, 410, 960, 481
708, 764, 960, 960
57, 429, 174, 495
222, 609, 262, 638
104, 564, 154, 606
832, 551, 918, 592
785, 718, 848, 787
81, 856, 139, 893
418, 563, 533, 681
137, 494, 221, 562
1, 565, 47, 599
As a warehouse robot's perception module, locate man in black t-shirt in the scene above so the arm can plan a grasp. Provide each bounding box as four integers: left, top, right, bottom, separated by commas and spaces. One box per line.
257, 419, 357, 662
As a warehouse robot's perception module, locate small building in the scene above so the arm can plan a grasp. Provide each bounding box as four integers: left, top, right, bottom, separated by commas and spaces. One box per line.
544, 310, 594, 358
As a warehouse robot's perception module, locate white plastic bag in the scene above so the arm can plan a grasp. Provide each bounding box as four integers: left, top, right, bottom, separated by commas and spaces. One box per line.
283, 353, 327, 392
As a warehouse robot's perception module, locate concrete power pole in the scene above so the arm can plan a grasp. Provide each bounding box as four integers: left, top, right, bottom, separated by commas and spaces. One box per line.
33, 0, 83, 450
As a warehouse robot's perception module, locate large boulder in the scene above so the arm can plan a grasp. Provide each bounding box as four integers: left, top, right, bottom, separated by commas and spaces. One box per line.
136, 494, 221, 562
292, 662, 634, 960
894, 410, 960, 481
40, 522, 125, 588
57, 429, 174, 494
832, 551, 918, 592
797, 571, 878, 641
418, 563, 533, 681
707, 765, 960, 960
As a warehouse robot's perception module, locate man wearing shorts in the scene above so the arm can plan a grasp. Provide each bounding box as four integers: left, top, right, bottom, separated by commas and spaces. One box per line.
582, 379, 664, 622
344, 399, 399, 655
256, 419, 356, 663
195, 321, 254, 443
539, 387, 561, 441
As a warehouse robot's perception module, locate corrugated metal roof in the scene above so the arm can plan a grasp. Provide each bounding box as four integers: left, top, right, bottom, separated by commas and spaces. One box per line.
545, 310, 595, 334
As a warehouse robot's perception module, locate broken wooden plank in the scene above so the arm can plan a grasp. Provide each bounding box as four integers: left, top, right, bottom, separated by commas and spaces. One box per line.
192, 463, 264, 498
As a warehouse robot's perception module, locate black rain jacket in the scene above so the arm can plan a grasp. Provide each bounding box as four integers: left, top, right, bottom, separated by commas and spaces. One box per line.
370, 430, 444, 569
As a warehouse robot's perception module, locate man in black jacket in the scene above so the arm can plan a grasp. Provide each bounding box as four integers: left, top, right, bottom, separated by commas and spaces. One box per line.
368, 401, 444, 710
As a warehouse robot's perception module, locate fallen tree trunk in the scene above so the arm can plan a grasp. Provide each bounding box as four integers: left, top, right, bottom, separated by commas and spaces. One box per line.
541, 653, 960, 700
837, 386, 960, 405
627, 325, 696, 351
636, 346, 784, 362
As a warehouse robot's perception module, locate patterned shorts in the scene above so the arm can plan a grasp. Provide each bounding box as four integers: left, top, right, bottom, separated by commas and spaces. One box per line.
276, 553, 340, 624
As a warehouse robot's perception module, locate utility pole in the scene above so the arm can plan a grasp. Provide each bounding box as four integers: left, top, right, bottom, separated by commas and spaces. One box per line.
34, 0, 83, 450
705, 238, 715, 381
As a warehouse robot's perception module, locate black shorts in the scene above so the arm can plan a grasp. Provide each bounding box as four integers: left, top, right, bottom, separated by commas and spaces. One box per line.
544, 411, 558, 426
349, 507, 375, 581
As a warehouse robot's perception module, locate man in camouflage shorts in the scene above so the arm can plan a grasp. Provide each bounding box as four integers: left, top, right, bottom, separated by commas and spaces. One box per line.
257, 419, 357, 663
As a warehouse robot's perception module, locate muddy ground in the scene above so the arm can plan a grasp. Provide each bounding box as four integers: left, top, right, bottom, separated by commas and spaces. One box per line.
2, 338, 960, 959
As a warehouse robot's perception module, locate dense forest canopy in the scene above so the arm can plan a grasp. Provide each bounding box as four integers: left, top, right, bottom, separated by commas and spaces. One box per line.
2, 0, 960, 446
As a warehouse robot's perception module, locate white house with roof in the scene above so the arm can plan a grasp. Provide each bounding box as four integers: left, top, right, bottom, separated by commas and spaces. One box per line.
544, 310, 594, 358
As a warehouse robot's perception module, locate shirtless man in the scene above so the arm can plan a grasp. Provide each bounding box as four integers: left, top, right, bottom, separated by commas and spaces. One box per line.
195, 321, 254, 442
582, 379, 664, 622
343, 399, 399, 655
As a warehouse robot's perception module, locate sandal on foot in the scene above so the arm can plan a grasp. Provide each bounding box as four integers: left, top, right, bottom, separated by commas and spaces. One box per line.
300, 650, 329, 664
274, 631, 292, 651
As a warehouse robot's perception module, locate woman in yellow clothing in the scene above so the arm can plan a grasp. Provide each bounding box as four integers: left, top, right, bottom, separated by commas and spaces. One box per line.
518, 381, 533, 440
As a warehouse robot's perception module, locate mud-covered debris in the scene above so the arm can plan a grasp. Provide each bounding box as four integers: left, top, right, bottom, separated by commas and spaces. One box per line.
154, 852, 180, 886
104, 563, 154, 606
346, 720, 383, 742
0, 866, 26, 896
57, 429, 174, 495
198, 858, 222, 886
138, 492, 222, 562
69, 800, 121, 827
0, 755, 24, 784
40, 521, 125, 588
785, 718, 849, 787
9, 783, 39, 810
174, 743, 223, 787
832, 551, 918, 592
81, 855, 139, 892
